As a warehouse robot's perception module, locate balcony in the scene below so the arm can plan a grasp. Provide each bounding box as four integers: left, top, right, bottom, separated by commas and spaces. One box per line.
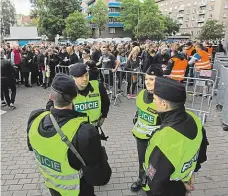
199, 2, 207, 7
108, 12, 120, 17
198, 10, 205, 15
177, 14, 184, 18
197, 18, 205, 23
178, 21, 183, 25
108, 22, 124, 28
108, 2, 121, 8
87, 0, 95, 5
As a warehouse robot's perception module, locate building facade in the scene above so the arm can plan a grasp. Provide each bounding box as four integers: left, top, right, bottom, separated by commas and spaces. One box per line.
80, 0, 131, 38
155, 0, 228, 39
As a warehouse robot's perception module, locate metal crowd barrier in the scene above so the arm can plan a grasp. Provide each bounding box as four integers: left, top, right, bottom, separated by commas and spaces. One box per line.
55, 65, 216, 124
55, 65, 70, 74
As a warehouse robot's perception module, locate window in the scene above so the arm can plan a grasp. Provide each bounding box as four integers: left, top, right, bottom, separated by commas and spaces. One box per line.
194, 1, 197, 5
208, 14, 213, 19
209, 5, 214, 10
185, 17, 189, 21
186, 24, 188, 28
223, 13, 227, 18
109, 28, 115, 34
188, 3, 191, 6
109, 8, 116, 12
225, 4, 228, 9
192, 8, 196, 13
109, 18, 117, 22
192, 16, 196, 20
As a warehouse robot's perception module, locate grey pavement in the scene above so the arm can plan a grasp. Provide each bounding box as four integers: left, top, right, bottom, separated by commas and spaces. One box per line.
1, 86, 228, 196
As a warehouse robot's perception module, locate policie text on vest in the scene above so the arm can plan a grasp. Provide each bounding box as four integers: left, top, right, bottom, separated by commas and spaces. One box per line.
74, 101, 99, 112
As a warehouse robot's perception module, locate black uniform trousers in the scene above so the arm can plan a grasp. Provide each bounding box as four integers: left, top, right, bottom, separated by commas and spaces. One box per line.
136, 138, 149, 180
1, 78, 16, 106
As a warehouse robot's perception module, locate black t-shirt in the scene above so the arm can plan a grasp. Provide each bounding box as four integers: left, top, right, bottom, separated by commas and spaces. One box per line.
101, 54, 116, 69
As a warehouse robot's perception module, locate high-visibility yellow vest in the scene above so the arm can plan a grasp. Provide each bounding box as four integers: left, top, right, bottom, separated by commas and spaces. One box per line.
73, 80, 101, 124
29, 111, 88, 196
132, 90, 159, 140
143, 111, 203, 191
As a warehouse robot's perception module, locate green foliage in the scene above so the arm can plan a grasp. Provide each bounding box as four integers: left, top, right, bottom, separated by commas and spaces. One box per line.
163, 16, 180, 35
89, 0, 108, 37
1, 0, 16, 36
64, 11, 92, 40
198, 20, 225, 40
30, 0, 80, 40
119, 0, 141, 32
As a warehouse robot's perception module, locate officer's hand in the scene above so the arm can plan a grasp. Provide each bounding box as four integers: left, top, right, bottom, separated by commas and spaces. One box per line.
184, 175, 195, 192
97, 117, 105, 127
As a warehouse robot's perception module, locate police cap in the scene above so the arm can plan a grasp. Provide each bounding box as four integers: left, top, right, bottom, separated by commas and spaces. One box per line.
51, 73, 77, 98
146, 66, 163, 76
154, 77, 186, 103
69, 63, 88, 77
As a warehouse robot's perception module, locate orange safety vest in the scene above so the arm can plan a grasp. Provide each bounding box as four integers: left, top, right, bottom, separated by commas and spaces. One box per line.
195, 50, 211, 71
207, 47, 213, 59
187, 47, 195, 57
169, 57, 188, 81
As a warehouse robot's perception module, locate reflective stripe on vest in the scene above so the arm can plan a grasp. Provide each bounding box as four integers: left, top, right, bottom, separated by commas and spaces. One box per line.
45, 178, 80, 190
132, 90, 159, 140
143, 110, 203, 192
73, 80, 101, 123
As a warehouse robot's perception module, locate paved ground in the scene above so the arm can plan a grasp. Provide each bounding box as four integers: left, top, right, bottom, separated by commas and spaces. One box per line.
1, 86, 228, 196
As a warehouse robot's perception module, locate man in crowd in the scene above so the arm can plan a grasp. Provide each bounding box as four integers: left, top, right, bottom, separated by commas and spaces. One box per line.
11, 45, 22, 84
1, 48, 17, 109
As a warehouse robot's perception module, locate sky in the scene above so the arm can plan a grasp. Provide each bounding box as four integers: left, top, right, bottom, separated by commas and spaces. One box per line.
13, 0, 32, 15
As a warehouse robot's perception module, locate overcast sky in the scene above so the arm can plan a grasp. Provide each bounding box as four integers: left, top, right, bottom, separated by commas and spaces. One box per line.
14, 0, 31, 15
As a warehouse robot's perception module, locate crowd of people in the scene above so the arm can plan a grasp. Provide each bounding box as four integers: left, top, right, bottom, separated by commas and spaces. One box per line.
1, 39, 227, 108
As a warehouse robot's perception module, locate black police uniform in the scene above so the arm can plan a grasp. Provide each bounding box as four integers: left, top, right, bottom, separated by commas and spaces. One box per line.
144, 77, 209, 196
27, 73, 112, 196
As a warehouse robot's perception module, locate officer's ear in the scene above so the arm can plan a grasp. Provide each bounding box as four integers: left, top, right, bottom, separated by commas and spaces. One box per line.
49, 93, 54, 101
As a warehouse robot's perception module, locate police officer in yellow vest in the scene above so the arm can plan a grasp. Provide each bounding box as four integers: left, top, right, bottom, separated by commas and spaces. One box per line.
131, 66, 163, 192
46, 63, 110, 127
142, 77, 209, 196
27, 73, 111, 196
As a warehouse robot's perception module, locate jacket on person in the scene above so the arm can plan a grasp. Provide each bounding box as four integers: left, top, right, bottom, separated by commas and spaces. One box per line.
11, 49, 21, 65
143, 106, 208, 196
1, 57, 16, 80
27, 107, 112, 196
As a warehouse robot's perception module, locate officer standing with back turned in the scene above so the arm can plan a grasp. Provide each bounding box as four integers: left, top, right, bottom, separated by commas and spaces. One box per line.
27, 73, 112, 196
131, 66, 163, 192
142, 77, 208, 196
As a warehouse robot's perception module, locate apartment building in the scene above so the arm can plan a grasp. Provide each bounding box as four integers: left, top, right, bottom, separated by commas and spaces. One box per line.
80, 0, 131, 38
155, 0, 228, 39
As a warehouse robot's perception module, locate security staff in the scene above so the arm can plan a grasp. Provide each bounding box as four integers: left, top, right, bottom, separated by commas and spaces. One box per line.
186, 42, 196, 58
47, 63, 110, 127
188, 44, 211, 72
27, 73, 112, 196
131, 66, 163, 192
163, 51, 188, 82
142, 77, 208, 196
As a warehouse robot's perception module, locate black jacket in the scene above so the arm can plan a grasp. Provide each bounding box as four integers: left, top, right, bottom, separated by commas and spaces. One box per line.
46, 82, 110, 118
27, 107, 112, 196
91, 49, 101, 63
146, 106, 208, 196
1, 57, 16, 80
69, 53, 79, 65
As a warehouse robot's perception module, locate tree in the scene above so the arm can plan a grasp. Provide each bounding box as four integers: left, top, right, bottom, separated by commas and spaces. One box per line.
119, 0, 141, 34
198, 20, 225, 40
30, 0, 80, 40
64, 11, 92, 40
120, 0, 165, 39
1, 0, 16, 36
89, 0, 108, 37
163, 15, 180, 35
136, 0, 165, 39
24, 18, 39, 27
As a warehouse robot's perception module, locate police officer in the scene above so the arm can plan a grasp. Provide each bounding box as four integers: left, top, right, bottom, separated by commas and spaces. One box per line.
142, 77, 208, 196
27, 73, 112, 196
47, 63, 110, 127
131, 66, 163, 192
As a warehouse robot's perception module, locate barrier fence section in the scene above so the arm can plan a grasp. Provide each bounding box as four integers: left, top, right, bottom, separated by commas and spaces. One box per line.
56, 65, 216, 124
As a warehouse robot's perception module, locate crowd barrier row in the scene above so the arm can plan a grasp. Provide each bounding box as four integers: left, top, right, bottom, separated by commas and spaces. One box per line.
55, 65, 218, 124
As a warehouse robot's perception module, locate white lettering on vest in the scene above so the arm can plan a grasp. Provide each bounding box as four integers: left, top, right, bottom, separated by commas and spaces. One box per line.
75, 101, 99, 112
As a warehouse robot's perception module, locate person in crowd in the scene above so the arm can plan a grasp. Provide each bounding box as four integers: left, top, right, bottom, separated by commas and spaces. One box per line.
37, 49, 46, 87
91, 43, 102, 63
125, 49, 140, 99
1, 48, 17, 109
142, 76, 208, 196
131, 66, 163, 192
156, 48, 170, 66
11, 45, 22, 84
27, 73, 112, 196
81, 48, 91, 64
86, 60, 99, 81
67, 46, 79, 65
58, 47, 69, 66
31, 49, 40, 85
74, 45, 83, 60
